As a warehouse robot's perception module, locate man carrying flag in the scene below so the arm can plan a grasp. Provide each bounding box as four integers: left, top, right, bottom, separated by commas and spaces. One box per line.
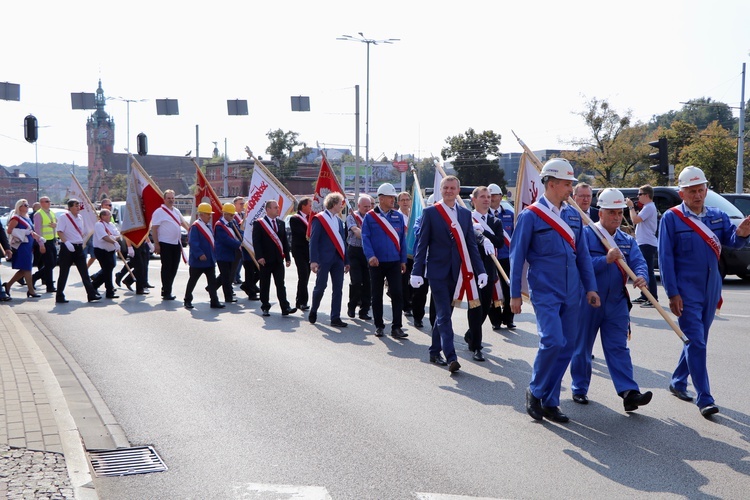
411, 175, 487, 373
510, 158, 600, 423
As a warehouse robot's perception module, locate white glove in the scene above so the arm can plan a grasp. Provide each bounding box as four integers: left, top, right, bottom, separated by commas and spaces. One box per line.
473, 223, 483, 235
410, 275, 424, 288
477, 273, 488, 288
64, 241, 74, 252
127, 246, 135, 258
482, 238, 495, 255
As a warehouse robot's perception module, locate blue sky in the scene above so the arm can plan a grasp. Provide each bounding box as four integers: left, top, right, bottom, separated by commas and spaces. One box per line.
2, 0, 749, 167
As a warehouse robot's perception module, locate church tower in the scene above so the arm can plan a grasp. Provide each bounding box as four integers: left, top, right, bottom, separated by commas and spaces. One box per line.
86, 80, 115, 200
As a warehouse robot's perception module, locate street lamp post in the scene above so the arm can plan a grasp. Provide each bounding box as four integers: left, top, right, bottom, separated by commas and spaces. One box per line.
113, 97, 147, 175
337, 33, 399, 195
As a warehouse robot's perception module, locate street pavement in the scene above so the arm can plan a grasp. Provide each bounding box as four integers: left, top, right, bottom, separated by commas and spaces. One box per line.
2, 255, 750, 499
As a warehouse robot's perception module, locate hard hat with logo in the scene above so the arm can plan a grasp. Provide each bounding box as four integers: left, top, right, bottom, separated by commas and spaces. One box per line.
197, 202, 213, 214
222, 202, 236, 214
541, 158, 577, 182
426, 194, 435, 206
488, 183, 502, 195
596, 188, 626, 209
377, 182, 398, 197
678, 166, 708, 188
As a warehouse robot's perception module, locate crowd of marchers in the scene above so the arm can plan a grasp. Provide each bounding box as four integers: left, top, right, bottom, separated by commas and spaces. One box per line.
2, 163, 749, 424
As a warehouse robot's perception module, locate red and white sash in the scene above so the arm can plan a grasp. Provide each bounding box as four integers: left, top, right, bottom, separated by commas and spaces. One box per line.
669, 206, 721, 260
351, 211, 364, 228
295, 212, 310, 228
215, 218, 239, 241
192, 219, 214, 248
257, 218, 285, 259
65, 213, 84, 238
527, 201, 576, 252
593, 222, 627, 286
433, 202, 480, 308
367, 208, 401, 253
313, 212, 345, 260
472, 210, 495, 235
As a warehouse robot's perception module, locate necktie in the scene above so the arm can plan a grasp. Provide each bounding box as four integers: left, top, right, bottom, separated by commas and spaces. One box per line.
482, 215, 486, 221
272, 219, 277, 233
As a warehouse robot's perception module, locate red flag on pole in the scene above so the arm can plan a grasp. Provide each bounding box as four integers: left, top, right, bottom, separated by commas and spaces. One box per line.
120, 156, 164, 247
194, 161, 223, 223
308, 151, 345, 237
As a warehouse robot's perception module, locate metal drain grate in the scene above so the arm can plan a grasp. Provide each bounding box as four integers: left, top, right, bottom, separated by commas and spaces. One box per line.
88, 446, 167, 477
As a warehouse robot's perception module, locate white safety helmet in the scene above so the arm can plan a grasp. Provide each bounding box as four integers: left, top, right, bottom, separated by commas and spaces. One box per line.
678, 166, 708, 188
487, 183, 502, 195
596, 188, 626, 209
376, 182, 398, 197
540, 158, 577, 182
426, 194, 435, 206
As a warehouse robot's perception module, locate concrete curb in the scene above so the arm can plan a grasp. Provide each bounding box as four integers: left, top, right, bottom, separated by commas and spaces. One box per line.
6, 308, 98, 500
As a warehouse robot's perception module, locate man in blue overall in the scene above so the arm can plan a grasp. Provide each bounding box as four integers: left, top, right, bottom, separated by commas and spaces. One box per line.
659, 166, 750, 418
570, 188, 652, 412
510, 158, 600, 423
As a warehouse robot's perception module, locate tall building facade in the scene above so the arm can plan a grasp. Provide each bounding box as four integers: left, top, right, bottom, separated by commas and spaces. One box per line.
86, 80, 115, 200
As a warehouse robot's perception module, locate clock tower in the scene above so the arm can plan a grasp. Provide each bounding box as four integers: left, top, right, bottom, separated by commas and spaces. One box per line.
86, 79, 115, 199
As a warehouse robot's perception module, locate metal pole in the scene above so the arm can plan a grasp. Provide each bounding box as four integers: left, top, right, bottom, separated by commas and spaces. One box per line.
195, 124, 200, 166
126, 100, 131, 176
223, 138, 229, 197
365, 41, 370, 195
355, 84, 360, 200
737, 62, 746, 194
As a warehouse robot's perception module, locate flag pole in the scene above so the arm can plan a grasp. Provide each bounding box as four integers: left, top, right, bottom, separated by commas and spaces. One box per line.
512, 131, 688, 345
410, 168, 425, 209
433, 159, 510, 285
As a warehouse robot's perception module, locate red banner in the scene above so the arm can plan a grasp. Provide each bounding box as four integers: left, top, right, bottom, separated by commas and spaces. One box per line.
311, 151, 345, 214
194, 163, 224, 223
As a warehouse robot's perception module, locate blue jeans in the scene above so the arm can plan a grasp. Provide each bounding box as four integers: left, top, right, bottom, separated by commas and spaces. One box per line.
639, 244, 658, 300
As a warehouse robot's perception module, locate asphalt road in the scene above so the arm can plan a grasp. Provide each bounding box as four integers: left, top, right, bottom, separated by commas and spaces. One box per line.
7, 258, 750, 499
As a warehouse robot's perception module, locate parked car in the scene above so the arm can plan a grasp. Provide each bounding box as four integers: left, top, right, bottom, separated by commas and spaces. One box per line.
720, 193, 750, 217
592, 186, 750, 280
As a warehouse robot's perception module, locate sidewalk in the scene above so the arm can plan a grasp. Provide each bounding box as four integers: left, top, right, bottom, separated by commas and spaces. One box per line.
0, 305, 95, 499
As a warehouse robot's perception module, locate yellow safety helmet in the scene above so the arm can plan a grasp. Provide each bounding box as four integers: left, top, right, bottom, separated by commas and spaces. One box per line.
197, 203, 213, 214
222, 202, 236, 214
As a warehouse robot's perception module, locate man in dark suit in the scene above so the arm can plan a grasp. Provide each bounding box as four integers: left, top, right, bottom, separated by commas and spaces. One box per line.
308, 192, 349, 327
252, 200, 296, 317
289, 197, 312, 310
574, 183, 599, 222
464, 186, 505, 362
411, 176, 487, 373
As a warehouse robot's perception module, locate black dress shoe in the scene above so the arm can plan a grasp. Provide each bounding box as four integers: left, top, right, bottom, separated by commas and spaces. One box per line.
505, 323, 517, 329
331, 319, 348, 328
404, 309, 413, 317
261, 309, 270, 316
430, 355, 448, 366
623, 391, 653, 412
297, 304, 309, 311
136, 290, 148, 295
105, 293, 119, 299
122, 279, 134, 291
526, 388, 543, 421
448, 360, 461, 373
88, 295, 102, 302
115, 273, 123, 287
542, 406, 570, 423
391, 328, 408, 339
144, 283, 154, 288
347, 307, 356, 318
282, 307, 297, 315
184, 301, 194, 310
669, 384, 694, 402
374, 327, 384, 337
473, 350, 485, 362
492, 324, 503, 331
56, 298, 69, 304
226, 298, 238, 303
700, 404, 719, 418
572, 394, 589, 405
46, 287, 56, 293
210, 303, 226, 309
359, 313, 372, 320
414, 320, 423, 328
308, 311, 317, 324
163, 295, 177, 301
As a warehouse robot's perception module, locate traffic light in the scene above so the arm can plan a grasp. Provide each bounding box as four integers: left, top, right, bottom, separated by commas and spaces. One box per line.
24, 114, 38, 143
649, 137, 668, 175
137, 132, 148, 156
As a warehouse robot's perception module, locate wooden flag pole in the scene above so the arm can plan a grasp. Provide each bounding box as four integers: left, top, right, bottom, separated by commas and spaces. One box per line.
512, 131, 688, 345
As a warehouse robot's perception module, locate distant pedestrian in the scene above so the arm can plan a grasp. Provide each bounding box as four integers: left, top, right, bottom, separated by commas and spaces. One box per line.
252, 200, 296, 317
626, 185, 659, 307
55, 198, 101, 304
289, 197, 313, 310
345, 195, 372, 320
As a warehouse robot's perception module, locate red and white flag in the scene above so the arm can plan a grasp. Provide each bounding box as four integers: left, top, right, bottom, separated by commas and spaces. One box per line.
193, 160, 223, 224
66, 174, 98, 244
311, 151, 345, 214
242, 153, 296, 259
120, 156, 164, 247
514, 150, 542, 300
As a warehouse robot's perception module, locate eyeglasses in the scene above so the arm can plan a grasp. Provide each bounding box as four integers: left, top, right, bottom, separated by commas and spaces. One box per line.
638, 193, 647, 196
21, 204, 29, 207
41, 200, 50, 203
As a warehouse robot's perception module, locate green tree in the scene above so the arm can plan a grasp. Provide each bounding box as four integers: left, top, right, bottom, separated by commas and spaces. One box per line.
565, 97, 650, 186
649, 97, 736, 132
440, 128, 504, 187
107, 174, 127, 201
265, 129, 309, 180
678, 121, 737, 192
